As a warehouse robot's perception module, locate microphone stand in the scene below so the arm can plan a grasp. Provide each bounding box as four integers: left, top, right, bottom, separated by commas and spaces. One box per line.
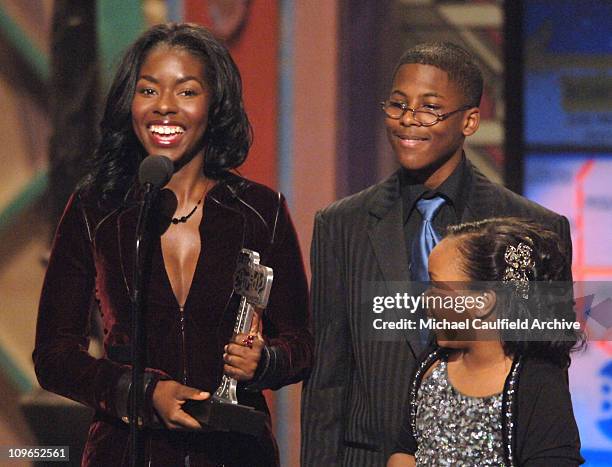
130, 182, 155, 467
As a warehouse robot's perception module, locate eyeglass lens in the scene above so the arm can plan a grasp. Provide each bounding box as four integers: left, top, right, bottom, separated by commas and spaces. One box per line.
383, 101, 438, 124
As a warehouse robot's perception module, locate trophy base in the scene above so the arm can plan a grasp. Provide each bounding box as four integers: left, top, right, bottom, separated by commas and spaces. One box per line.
182, 396, 266, 437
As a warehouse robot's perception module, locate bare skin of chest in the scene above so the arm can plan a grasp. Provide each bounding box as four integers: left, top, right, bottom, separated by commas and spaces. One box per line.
160, 206, 204, 307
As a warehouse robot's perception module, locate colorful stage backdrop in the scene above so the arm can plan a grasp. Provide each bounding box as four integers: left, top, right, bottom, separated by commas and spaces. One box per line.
522, 1, 612, 464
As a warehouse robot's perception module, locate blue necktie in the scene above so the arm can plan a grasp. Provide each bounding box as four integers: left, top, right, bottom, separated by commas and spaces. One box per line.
411, 196, 445, 344
411, 196, 446, 282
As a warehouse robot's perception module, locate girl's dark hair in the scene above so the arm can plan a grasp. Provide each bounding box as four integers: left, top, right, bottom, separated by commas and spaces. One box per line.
79, 23, 252, 204
447, 217, 583, 368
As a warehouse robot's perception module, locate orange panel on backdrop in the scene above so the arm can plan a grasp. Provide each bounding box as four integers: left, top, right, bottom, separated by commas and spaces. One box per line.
185, 0, 279, 189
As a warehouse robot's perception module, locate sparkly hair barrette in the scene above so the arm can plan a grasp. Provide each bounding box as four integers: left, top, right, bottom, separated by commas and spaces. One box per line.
502, 241, 535, 299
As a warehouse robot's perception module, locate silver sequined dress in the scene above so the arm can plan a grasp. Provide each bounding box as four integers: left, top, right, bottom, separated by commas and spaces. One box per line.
414, 358, 505, 466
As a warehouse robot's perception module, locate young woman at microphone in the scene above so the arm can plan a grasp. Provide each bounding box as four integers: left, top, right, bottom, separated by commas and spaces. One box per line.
33, 23, 311, 466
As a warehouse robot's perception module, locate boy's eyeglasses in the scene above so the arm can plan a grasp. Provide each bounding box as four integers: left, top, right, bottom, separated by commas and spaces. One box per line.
380, 100, 472, 126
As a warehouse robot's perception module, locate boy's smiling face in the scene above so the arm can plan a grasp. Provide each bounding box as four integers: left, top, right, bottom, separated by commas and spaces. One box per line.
384, 63, 479, 187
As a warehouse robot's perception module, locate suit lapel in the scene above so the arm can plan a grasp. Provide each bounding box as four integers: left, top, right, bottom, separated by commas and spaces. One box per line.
366, 172, 421, 357
190, 187, 246, 325
462, 161, 500, 222
368, 172, 409, 281
117, 202, 141, 298
368, 207, 410, 284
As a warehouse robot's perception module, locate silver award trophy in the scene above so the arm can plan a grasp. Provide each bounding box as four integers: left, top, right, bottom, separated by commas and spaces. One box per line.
183, 249, 273, 436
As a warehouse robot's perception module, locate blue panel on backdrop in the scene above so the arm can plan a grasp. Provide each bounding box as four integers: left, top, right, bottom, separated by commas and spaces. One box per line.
523, 0, 612, 147
525, 0, 612, 54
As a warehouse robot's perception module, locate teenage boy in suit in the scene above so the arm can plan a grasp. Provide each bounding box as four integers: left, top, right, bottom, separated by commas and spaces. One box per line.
301, 42, 572, 466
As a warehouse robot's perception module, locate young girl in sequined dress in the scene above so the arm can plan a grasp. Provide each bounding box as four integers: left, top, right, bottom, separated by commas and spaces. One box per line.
388, 218, 584, 466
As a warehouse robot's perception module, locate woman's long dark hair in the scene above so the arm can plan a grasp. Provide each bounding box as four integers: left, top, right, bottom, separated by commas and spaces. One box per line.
79, 23, 252, 205
446, 218, 584, 368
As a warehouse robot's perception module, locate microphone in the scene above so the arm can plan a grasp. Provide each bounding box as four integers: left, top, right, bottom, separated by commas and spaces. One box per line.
130, 154, 173, 462
138, 155, 173, 189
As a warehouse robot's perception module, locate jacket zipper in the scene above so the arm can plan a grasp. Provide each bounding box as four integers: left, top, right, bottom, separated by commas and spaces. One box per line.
179, 305, 187, 384
179, 305, 190, 467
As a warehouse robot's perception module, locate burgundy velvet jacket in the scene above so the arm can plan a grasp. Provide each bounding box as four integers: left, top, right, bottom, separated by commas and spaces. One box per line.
33, 175, 312, 466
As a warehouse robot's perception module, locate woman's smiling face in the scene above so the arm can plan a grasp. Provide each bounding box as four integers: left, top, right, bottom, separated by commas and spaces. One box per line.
131, 45, 212, 164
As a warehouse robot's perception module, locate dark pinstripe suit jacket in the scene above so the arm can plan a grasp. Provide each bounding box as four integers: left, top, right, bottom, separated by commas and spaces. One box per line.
300, 161, 572, 466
